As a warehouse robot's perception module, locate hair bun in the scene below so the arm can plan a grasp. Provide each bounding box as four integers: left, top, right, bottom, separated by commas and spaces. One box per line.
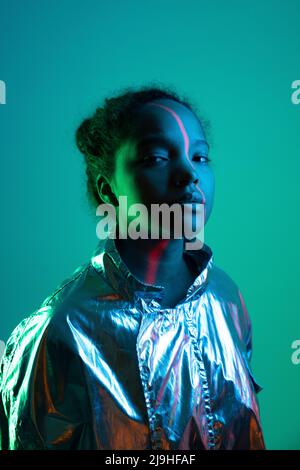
75, 118, 93, 156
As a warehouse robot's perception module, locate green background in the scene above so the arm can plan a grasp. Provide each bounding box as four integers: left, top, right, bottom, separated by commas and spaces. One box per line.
0, 0, 299, 449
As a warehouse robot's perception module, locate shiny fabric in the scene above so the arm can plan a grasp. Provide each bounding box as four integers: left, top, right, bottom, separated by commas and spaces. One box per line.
0, 236, 265, 450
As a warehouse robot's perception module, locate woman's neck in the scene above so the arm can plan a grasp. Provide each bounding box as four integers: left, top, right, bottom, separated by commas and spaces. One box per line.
115, 236, 186, 286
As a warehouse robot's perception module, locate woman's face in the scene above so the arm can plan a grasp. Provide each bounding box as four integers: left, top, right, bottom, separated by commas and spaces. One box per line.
108, 98, 215, 237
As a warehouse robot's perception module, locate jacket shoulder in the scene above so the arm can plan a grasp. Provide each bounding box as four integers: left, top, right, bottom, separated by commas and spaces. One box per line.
0, 261, 95, 382
208, 262, 241, 301
208, 262, 252, 352
0, 258, 113, 381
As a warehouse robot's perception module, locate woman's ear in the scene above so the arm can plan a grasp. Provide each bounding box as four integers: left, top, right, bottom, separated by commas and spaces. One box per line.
96, 175, 119, 206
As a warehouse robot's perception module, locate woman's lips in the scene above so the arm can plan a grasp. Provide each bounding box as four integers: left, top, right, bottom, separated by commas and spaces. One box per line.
171, 192, 204, 205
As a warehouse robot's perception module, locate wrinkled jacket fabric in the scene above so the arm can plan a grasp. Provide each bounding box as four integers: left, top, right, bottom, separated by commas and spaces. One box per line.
0, 236, 265, 450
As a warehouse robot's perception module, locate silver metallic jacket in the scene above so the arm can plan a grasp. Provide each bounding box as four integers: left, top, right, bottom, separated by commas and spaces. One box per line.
0, 237, 265, 450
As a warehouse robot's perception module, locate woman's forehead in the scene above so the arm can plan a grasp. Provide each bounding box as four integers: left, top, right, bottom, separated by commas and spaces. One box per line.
133, 98, 205, 141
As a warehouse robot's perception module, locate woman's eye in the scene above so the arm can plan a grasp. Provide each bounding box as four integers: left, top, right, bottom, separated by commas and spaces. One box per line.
142, 155, 168, 164
140, 154, 211, 165
193, 155, 211, 163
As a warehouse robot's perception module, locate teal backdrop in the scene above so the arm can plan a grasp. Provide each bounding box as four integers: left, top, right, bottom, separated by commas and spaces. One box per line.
0, 0, 299, 449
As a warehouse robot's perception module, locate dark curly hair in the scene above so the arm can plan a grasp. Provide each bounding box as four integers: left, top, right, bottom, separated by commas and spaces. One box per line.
75, 82, 211, 210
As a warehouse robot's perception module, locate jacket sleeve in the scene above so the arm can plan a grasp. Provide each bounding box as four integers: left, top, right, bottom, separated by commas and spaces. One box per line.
242, 295, 254, 363
237, 289, 264, 394
0, 355, 9, 450
0, 310, 95, 450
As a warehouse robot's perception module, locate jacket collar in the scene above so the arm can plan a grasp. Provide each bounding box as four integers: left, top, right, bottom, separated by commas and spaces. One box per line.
91, 235, 214, 305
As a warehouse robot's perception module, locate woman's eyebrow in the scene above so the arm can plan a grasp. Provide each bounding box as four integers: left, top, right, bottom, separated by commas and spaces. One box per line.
137, 134, 209, 150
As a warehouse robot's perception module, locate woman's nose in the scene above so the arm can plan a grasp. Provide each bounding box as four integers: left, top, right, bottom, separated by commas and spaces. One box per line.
173, 160, 199, 187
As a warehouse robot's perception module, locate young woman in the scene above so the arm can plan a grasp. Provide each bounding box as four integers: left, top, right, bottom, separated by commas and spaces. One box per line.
0, 85, 265, 450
